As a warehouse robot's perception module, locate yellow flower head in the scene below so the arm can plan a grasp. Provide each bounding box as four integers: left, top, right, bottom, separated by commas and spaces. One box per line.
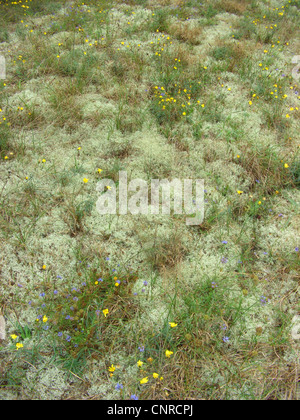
140, 377, 148, 384
108, 364, 115, 373
10, 334, 18, 340
169, 322, 178, 328
153, 373, 159, 379
165, 350, 174, 358
103, 309, 109, 317
16, 343, 23, 350
83, 178, 89, 183
137, 360, 143, 367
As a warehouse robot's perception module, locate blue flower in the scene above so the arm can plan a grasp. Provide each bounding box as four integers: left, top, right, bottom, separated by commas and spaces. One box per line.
138, 346, 145, 352
115, 383, 123, 390
260, 296, 267, 305
222, 336, 229, 343
39, 292, 45, 297
131, 394, 139, 400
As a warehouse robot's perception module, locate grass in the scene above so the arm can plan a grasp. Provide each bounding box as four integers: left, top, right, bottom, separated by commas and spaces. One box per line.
0, 0, 299, 401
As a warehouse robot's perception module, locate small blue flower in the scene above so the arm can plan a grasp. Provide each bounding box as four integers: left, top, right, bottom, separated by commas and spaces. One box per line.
260, 296, 267, 305
115, 383, 123, 390
58, 332, 63, 337
131, 394, 138, 400
138, 346, 145, 352
222, 336, 229, 343
39, 292, 45, 297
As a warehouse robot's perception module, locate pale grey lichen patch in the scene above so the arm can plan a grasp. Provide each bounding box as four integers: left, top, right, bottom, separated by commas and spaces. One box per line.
24, 365, 71, 400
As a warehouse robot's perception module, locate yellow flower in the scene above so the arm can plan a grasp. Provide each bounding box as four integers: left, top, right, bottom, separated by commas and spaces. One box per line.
286, 114, 290, 118
42, 316, 48, 323
77, 147, 81, 151
16, 343, 23, 350
249, 101, 252, 105
140, 377, 149, 384
169, 322, 177, 328
106, 186, 112, 190
165, 350, 173, 358
237, 190, 243, 195
258, 201, 262, 205
42, 265, 47, 270
83, 178, 89, 183
108, 364, 115, 373
137, 360, 143, 367
97, 168, 103, 173
10, 334, 18, 340
153, 373, 159, 379
284, 163, 289, 168
103, 309, 109, 317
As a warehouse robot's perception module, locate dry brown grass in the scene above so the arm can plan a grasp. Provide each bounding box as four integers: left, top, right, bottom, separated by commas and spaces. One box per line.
216, 0, 251, 15
168, 22, 203, 45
